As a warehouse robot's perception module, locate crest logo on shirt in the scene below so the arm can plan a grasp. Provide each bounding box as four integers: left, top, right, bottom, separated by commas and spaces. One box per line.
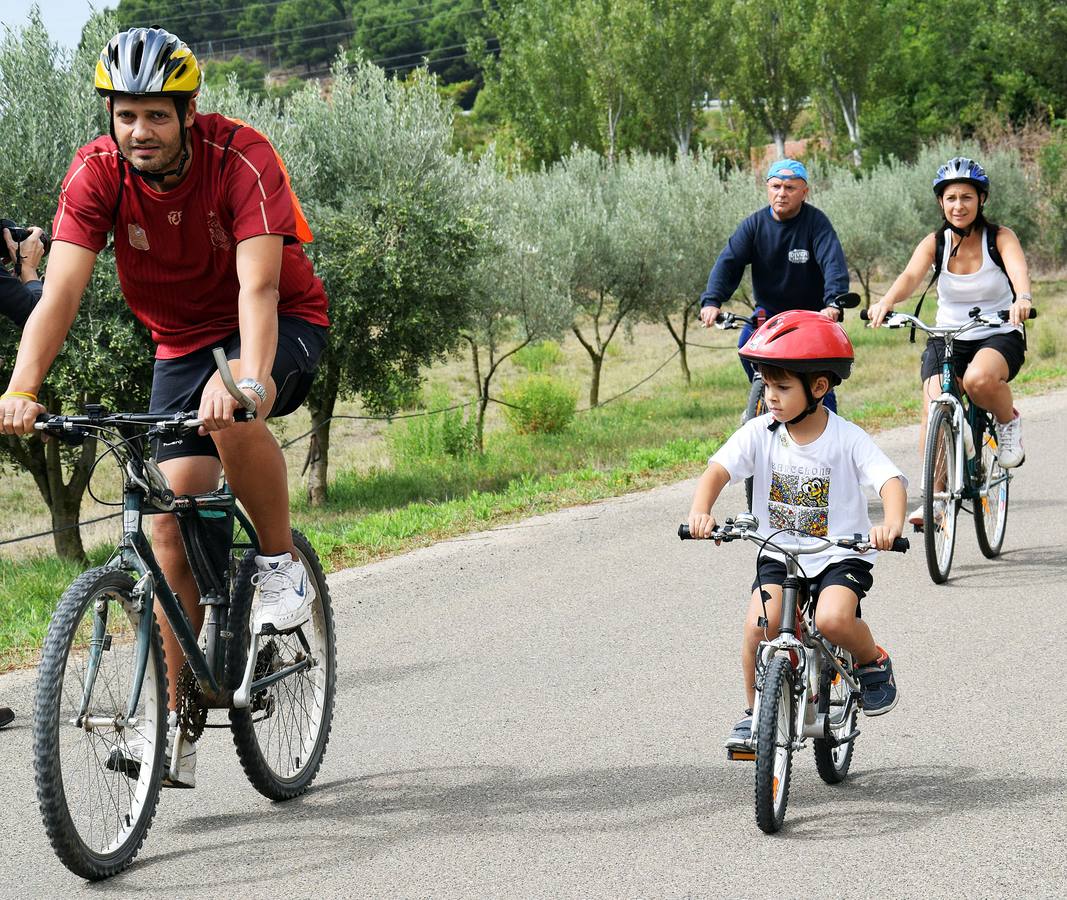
206, 210, 231, 252
167, 210, 182, 226
127, 223, 150, 251
788, 249, 810, 264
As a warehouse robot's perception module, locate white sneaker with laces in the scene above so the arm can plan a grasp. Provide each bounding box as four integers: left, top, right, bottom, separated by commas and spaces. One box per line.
907, 504, 925, 528
251, 553, 312, 633
995, 409, 1024, 468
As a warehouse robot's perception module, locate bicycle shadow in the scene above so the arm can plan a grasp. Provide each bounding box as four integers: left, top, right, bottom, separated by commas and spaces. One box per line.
942, 544, 1067, 585
118, 762, 735, 888
778, 763, 1067, 840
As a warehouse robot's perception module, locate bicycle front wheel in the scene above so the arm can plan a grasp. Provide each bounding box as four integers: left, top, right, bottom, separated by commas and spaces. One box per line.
754, 655, 795, 833
228, 530, 336, 800
923, 404, 959, 583
973, 415, 1009, 558
812, 650, 857, 784
34, 567, 166, 880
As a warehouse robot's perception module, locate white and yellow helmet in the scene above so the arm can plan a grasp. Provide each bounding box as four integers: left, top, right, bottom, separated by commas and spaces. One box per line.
94, 27, 201, 98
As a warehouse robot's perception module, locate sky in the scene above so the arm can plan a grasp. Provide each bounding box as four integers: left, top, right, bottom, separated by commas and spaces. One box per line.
1, 1, 108, 51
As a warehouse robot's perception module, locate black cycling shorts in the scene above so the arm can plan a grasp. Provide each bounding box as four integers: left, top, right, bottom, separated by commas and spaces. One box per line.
751, 556, 874, 617
150, 315, 327, 463
920, 331, 1025, 383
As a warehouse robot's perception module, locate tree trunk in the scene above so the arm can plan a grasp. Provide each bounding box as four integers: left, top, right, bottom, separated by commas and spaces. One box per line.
305, 368, 339, 506
773, 130, 787, 158
588, 352, 603, 408
664, 311, 692, 384
49, 489, 86, 562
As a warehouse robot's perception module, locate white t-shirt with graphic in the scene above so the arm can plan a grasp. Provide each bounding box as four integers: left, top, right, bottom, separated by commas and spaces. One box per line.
710, 411, 906, 576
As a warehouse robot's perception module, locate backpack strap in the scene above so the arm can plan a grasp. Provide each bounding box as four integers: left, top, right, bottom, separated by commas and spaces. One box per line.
219, 123, 243, 178
108, 154, 127, 250
909, 229, 943, 343
984, 223, 1015, 299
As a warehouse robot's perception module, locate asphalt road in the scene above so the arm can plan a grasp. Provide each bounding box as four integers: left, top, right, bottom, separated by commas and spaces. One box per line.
2, 391, 1066, 898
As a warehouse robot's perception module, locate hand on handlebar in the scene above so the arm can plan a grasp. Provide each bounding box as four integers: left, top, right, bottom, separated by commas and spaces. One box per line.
699, 305, 721, 328
687, 511, 719, 541
865, 299, 894, 328
197, 382, 260, 436
0, 394, 46, 438
819, 306, 841, 322
1007, 295, 1033, 327
867, 524, 902, 551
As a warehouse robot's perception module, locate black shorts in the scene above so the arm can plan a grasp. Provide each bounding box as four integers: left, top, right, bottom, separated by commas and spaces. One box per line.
150, 315, 327, 463
920, 331, 1025, 383
751, 557, 874, 616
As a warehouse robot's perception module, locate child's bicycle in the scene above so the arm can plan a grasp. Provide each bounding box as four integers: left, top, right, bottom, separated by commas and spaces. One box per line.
678, 515, 908, 833
31, 350, 336, 880
715, 293, 861, 511
860, 305, 1036, 583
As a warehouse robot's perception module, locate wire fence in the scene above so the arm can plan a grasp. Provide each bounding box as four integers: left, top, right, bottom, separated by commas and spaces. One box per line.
0, 338, 738, 550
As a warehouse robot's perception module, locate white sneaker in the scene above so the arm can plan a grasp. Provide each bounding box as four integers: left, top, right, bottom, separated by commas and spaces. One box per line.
251, 553, 312, 633
907, 504, 925, 528
907, 500, 946, 530
995, 409, 1025, 468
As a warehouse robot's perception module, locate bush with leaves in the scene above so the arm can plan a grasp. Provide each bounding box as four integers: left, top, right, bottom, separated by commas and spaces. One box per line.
501, 375, 578, 435
387, 387, 478, 465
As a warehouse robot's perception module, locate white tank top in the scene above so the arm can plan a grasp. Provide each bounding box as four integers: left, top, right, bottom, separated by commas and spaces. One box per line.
935, 227, 1019, 341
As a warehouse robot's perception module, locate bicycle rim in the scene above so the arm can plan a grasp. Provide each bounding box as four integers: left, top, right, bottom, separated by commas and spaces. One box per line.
34, 568, 165, 879
812, 651, 856, 784
923, 406, 958, 583
229, 531, 336, 799
974, 425, 1009, 557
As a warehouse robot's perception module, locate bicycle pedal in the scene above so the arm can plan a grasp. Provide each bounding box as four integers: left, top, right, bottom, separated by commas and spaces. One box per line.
911, 522, 924, 534
726, 748, 755, 761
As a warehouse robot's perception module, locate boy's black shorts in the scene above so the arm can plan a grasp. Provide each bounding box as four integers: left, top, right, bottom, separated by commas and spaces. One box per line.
150, 315, 327, 463
920, 331, 1025, 383
751, 557, 874, 616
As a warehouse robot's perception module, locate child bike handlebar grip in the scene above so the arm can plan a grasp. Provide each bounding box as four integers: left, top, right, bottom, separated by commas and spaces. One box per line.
891, 537, 910, 552
859, 308, 870, 321
678, 524, 693, 540
998, 308, 1037, 320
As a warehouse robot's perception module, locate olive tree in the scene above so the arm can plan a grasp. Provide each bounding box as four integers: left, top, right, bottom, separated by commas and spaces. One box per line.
270, 60, 481, 504
463, 158, 575, 449
0, 11, 156, 562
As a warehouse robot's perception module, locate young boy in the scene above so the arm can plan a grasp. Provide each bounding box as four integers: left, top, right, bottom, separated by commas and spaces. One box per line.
687, 310, 907, 754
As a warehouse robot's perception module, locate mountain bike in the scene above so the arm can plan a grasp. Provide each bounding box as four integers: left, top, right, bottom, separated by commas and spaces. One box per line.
714, 292, 861, 511
860, 306, 1036, 583
679, 515, 908, 833
32, 350, 336, 880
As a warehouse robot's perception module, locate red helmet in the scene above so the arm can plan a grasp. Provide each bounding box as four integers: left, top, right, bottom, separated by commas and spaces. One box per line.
739, 309, 854, 383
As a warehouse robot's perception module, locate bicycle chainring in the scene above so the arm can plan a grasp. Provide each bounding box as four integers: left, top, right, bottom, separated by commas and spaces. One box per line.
176, 661, 208, 743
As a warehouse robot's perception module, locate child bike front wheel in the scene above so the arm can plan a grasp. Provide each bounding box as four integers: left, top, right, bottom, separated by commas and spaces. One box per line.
754, 654, 795, 833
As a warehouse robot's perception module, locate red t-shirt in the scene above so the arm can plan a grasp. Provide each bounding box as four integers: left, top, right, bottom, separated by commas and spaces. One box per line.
53, 112, 329, 358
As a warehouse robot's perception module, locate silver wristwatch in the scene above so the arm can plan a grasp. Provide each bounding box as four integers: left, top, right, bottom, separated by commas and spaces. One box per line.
236, 378, 267, 405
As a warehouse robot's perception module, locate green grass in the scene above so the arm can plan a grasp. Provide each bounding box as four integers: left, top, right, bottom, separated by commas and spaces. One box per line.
3, 286, 1067, 668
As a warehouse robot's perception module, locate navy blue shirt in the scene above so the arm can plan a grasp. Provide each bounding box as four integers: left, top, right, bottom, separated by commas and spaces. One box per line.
700, 203, 849, 315
0, 267, 42, 328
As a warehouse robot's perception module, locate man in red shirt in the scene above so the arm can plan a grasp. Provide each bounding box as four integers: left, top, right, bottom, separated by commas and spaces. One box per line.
0, 28, 329, 787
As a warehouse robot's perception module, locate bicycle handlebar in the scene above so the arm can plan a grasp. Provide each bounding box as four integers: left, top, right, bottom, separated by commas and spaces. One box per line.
711, 292, 860, 330
860, 306, 1037, 327
677, 521, 909, 554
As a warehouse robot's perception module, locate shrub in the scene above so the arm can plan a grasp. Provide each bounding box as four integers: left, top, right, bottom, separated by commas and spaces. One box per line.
513, 340, 563, 372
502, 375, 578, 434
387, 387, 478, 464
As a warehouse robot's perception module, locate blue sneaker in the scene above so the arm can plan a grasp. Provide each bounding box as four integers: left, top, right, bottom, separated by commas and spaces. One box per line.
856, 648, 898, 716
725, 709, 753, 750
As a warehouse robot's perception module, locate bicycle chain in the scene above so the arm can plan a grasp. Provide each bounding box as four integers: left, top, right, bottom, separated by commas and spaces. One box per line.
176, 661, 208, 743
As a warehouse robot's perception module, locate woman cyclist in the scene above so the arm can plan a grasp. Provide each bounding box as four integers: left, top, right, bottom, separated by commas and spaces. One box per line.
867, 157, 1032, 527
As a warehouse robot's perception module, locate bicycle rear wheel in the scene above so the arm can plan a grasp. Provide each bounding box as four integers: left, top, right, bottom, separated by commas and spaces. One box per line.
973, 415, 1009, 558
742, 377, 766, 512
754, 655, 795, 833
34, 567, 166, 880
227, 530, 336, 800
812, 650, 857, 784
923, 404, 959, 583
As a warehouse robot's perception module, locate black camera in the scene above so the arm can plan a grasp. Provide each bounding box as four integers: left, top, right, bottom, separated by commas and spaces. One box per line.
1, 218, 52, 263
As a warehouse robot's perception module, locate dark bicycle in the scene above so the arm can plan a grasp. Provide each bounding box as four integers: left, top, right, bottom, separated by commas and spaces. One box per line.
714, 292, 861, 510
679, 515, 908, 833
31, 350, 336, 880
861, 305, 1036, 583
